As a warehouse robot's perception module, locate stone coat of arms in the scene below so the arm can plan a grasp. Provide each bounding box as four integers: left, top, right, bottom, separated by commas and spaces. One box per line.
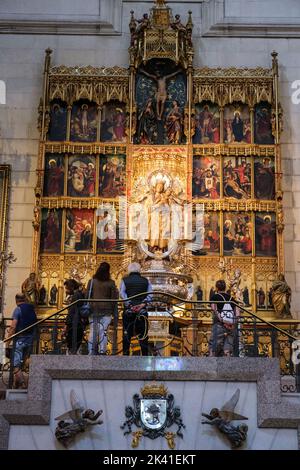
121, 383, 185, 449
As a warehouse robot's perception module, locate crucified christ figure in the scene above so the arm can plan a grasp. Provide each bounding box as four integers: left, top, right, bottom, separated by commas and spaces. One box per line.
139, 68, 181, 120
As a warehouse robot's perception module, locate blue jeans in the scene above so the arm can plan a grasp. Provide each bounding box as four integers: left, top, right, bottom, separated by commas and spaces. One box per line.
88, 315, 112, 354
13, 335, 33, 368
209, 323, 234, 356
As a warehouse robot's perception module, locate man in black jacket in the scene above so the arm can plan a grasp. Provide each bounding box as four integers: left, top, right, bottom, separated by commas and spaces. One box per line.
120, 263, 152, 356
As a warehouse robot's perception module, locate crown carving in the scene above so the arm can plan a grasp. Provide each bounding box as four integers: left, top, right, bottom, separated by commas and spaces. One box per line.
141, 383, 168, 397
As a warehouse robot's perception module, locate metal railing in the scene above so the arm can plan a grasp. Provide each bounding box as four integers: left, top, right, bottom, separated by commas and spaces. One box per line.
0, 292, 299, 392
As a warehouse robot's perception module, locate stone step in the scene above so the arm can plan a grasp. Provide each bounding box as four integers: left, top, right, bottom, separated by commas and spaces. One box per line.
5, 389, 28, 401
282, 392, 300, 405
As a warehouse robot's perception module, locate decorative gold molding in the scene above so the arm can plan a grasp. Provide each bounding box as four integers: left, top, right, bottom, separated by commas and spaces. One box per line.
255, 258, 278, 273
193, 145, 276, 157
193, 67, 273, 78
193, 80, 272, 107
49, 80, 129, 107
49, 66, 129, 78
39, 255, 61, 272
44, 142, 127, 155
40, 198, 122, 209
192, 200, 277, 212
131, 145, 187, 156
48, 66, 129, 106
193, 67, 273, 109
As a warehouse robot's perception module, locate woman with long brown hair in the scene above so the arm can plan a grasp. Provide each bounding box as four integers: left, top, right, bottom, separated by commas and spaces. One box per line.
87, 262, 118, 355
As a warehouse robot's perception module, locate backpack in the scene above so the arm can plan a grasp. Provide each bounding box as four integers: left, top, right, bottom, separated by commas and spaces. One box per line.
218, 294, 234, 325
79, 280, 93, 319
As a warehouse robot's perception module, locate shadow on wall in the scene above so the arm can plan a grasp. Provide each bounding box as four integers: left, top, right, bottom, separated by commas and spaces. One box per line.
0, 154, 35, 185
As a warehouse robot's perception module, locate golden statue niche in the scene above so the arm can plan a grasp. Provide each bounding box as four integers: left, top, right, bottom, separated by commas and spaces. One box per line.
131, 170, 186, 254
30, 0, 291, 358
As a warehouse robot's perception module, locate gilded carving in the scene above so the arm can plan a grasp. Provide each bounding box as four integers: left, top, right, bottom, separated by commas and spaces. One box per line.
32, 206, 41, 231
194, 67, 273, 78
193, 145, 275, 157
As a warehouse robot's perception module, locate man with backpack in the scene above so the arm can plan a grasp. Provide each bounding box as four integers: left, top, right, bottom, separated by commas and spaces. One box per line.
209, 279, 237, 357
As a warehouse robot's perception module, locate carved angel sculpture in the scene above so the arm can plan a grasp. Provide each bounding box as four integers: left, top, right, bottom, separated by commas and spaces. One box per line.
55, 390, 103, 448
202, 389, 248, 448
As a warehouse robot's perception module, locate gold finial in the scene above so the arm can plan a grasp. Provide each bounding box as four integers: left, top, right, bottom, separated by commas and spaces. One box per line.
155, 0, 167, 6
187, 11, 193, 30
129, 10, 136, 31
44, 48, 52, 73
271, 50, 278, 75
141, 383, 168, 397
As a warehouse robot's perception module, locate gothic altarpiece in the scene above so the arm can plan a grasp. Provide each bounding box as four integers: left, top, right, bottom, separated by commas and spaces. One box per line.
32, 0, 285, 353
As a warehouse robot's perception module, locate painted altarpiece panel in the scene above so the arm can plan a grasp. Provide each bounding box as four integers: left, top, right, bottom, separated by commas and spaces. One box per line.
47, 100, 67, 141
43, 154, 65, 197
223, 212, 253, 257
100, 102, 127, 143
254, 156, 275, 200
223, 157, 251, 199
224, 103, 251, 144
193, 102, 220, 144
99, 154, 126, 198
64, 209, 94, 253
96, 207, 124, 254
40, 209, 62, 254
255, 213, 277, 257
192, 156, 220, 200
192, 211, 220, 256
135, 59, 186, 145
254, 102, 274, 145
70, 100, 97, 142
67, 155, 96, 198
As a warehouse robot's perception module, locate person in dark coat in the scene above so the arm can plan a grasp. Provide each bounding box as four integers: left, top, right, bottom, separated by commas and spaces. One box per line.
63, 279, 86, 354
120, 263, 152, 356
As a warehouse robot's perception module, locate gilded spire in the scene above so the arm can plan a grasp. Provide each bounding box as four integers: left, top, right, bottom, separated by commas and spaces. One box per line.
186, 11, 193, 31
128, 0, 193, 68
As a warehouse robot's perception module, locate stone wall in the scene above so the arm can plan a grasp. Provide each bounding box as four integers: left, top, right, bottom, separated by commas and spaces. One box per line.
8, 380, 298, 450
0, 0, 300, 315
1, 356, 300, 450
